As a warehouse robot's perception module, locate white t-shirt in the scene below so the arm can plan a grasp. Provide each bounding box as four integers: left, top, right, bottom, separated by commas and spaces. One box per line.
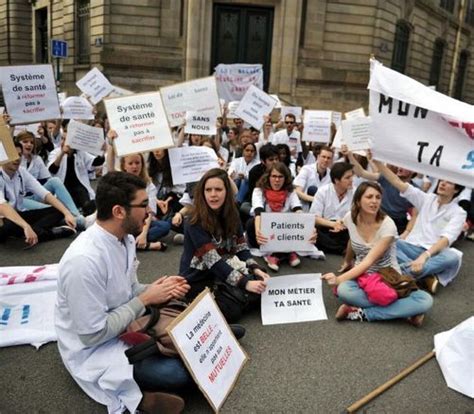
55, 224, 144, 413
310, 182, 353, 220
228, 157, 259, 179
343, 212, 400, 273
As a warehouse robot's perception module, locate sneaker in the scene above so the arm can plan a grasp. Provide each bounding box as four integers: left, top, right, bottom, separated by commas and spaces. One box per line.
407, 314, 425, 327
173, 233, 184, 245
335, 304, 366, 321
424, 275, 439, 295
51, 225, 76, 239
85, 212, 96, 229
264, 255, 279, 272
229, 324, 246, 340
138, 391, 185, 414
288, 252, 300, 267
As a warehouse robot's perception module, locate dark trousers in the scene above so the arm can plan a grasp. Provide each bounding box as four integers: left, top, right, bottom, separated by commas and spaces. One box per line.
390, 215, 408, 235
316, 226, 349, 255
69, 184, 95, 215
186, 274, 260, 323
0, 207, 64, 243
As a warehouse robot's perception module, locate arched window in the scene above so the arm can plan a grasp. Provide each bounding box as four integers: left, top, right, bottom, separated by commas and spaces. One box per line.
391, 21, 410, 74
429, 39, 445, 89
454, 50, 469, 100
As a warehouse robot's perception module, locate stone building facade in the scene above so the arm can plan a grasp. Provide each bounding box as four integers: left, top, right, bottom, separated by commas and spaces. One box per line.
1, 0, 473, 111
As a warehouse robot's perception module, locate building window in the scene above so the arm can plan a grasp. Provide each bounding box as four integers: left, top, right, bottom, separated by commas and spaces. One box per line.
76, 0, 90, 64
440, 0, 455, 13
454, 50, 469, 100
429, 39, 445, 89
35, 8, 49, 63
466, 0, 474, 25
391, 21, 410, 74
299, 0, 308, 47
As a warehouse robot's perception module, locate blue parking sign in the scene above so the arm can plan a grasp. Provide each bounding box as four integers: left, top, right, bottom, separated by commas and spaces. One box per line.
51, 40, 68, 58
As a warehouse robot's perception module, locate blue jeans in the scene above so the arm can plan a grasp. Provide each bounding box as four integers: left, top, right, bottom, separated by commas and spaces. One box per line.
147, 219, 171, 242
337, 280, 433, 321
396, 239, 460, 280
23, 177, 81, 217
133, 354, 191, 392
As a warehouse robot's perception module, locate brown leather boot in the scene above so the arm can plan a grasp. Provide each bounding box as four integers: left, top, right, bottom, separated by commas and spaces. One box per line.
138, 391, 185, 414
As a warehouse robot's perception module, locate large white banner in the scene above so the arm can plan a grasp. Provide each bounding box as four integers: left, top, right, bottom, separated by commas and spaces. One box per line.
369, 59, 474, 187
261, 274, 327, 325
160, 77, 221, 128
0, 65, 61, 125
105, 92, 174, 157
214, 63, 263, 102
168, 289, 248, 412
260, 213, 315, 253
168, 146, 219, 185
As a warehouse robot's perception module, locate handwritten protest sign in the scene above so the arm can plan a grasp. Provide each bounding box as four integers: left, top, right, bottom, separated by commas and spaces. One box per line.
161, 77, 221, 127
76, 67, 114, 104
227, 101, 240, 119
260, 213, 315, 253
0, 125, 19, 165
168, 146, 219, 185
0, 65, 60, 125
235, 85, 277, 130
57, 92, 67, 105
345, 107, 366, 119
168, 289, 248, 412
214, 63, 263, 102
281, 106, 302, 122
302, 110, 333, 143
105, 91, 174, 157
108, 85, 134, 98
341, 117, 372, 151
184, 111, 217, 136
261, 274, 327, 325
65, 120, 104, 156
61, 96, 94, 120
332, 111, 342, 128
369, 59, 474, 188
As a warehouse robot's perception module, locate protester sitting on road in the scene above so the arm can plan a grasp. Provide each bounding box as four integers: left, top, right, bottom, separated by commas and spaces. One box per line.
179, 168, 270, 323
246, 162, 307, 271
48, 121, 104, 216
16, 131, 88, 229
374, 160, 466, 293
107, 131, 170, 251
343, 147, 418, 236
321, 182, 433, 326
293, 145, 333, 210
0, 143, 77, 246
55, 171, 192, 414
310, 162, 354, 255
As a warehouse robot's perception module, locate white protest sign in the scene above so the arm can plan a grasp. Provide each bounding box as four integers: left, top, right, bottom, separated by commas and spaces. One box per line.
281, 106, 302, 122
14, 123, 40, 136
369, 59, 474, 188
168, 146, 219, 185
0, 65, 60, 125
105, 91, 174, 157
76, 67, 114, 105
331, 127, 343, 149
227, 101, 240, 119
261, 274, 327, 325
345, 107, 366, 119
270, 94, 282, 109
57, 92, 67, 105
161, 77, 221, 128
260, 213, 315, 253
341, 116, 372, 151
302, 110, 332, 143
184, 111, 217, 136
65, 120, 104, 156
235, 85, 277, 130
0, 142, 8, 163
108, 84, 134, 98
214, 63, 263, 102
61, 96, 94, 120
332, 111, 342, 128
168, 289, 248, 412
